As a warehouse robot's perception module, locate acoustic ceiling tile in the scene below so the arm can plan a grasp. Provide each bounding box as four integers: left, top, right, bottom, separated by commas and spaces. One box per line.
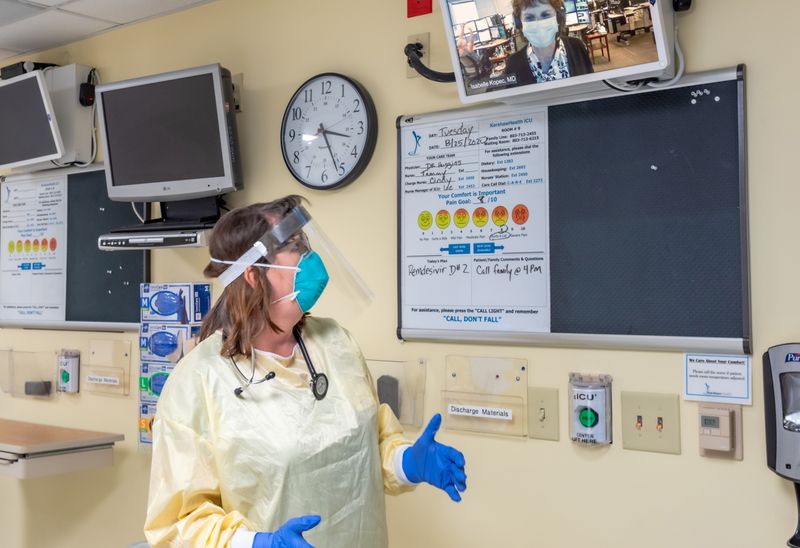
0, 0, 45, 27
0, 10, 114, 52
62, 0, 211, 25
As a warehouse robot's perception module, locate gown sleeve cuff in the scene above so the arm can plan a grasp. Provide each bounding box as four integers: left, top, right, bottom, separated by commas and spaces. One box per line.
231, 528, 257, 548
393, 444, 417, 485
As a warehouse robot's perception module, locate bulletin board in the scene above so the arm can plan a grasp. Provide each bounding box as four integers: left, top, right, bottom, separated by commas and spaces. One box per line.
397, 66, 749, 353
0, 165, 148, 331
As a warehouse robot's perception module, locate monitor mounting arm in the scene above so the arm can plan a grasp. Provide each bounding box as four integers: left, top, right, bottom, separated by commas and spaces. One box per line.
404, 42, 455, 83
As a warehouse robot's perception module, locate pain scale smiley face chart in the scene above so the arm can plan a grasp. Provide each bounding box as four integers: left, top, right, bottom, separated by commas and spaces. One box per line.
281, 73, 378, 190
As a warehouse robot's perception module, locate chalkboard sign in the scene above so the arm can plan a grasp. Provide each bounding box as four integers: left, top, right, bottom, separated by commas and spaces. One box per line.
0, 165, 148, 331
397, 66, 749, 353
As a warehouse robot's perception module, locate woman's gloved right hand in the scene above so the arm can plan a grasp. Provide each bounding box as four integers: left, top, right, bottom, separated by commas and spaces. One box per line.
252, 515, 321, 548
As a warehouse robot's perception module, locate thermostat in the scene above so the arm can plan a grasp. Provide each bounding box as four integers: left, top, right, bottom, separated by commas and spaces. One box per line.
698, 403, 742, 459
699, 407, 732, 451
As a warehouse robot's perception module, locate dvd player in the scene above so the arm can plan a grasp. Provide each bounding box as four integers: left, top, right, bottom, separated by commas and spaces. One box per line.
98, 229, 210, 250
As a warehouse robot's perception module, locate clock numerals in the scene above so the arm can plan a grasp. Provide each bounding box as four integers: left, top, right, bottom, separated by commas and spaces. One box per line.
292, 107, 302, 121
303, 89, 313, 103
321, 80, 332, 95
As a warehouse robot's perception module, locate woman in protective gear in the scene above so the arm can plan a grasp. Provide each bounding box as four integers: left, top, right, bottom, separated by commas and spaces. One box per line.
144, 195, 467, 548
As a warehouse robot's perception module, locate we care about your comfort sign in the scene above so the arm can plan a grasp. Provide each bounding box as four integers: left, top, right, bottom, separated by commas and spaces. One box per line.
684, 353, 751, 405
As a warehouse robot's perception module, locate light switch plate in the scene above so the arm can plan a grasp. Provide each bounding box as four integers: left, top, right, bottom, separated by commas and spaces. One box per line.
621, 391, 681, 455
528, 386, 559, 441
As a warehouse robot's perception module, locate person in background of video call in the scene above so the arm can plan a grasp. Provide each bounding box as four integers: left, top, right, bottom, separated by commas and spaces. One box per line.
505, 0, 593, 85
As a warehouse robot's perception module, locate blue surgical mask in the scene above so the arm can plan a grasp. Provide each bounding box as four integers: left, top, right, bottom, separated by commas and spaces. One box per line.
272, 251, 329, 312
522, 17, 559, 48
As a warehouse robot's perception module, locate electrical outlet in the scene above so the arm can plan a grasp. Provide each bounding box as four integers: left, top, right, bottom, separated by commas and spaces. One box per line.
528, 387, 559, 441
231, 72, 243, 112
621, 391, 681, 455
406, 32, 430, 79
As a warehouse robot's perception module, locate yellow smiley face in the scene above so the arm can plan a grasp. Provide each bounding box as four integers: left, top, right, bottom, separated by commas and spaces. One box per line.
472, 207, 488, 227
418, 211, 433, 230
492, 206, 509, 227
453, 208, 469, 229
435, 209, 451, 229
7, 241, 14, 254
16, 240, 22, 253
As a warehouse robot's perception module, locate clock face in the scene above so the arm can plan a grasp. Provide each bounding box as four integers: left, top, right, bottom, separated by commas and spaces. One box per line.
280, 73, 377, 190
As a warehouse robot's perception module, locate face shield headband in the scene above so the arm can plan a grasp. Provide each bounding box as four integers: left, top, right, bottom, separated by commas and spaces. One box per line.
210, 206, 313, 289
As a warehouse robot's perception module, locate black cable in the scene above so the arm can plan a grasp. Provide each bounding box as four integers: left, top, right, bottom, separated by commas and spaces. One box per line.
602, 79, 640, 92
404, 43, 456, 83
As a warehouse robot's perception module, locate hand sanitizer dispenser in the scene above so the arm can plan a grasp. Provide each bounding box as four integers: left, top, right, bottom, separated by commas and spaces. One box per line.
764, 343, 800, 548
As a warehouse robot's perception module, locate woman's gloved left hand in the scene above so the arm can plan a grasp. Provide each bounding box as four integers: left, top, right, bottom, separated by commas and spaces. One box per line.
252, 515, 321, 548
402, 413, 467, 502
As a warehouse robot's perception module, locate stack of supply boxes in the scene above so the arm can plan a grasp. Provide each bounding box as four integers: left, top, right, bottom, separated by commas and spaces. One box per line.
138, 283, 210, 445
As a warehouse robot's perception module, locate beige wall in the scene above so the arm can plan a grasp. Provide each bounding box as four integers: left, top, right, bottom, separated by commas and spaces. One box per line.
0, 0, 796, 546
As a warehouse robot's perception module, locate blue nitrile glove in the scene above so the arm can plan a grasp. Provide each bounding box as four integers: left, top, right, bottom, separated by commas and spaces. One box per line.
252, 515, 321, 548
402, 413, 467, 502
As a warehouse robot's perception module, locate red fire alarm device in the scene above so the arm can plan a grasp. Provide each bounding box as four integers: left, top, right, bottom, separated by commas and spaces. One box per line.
408, 0, 432, 17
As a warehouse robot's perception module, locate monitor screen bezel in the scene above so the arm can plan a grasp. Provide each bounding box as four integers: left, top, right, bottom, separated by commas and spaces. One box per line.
439, 0, 674, 104
0, 70, 64, 171
96, 63, 235, 202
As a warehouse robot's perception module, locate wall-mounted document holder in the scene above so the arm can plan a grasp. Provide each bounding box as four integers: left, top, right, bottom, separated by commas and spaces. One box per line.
0, 349, 57, 399
442, 355, 529, 437
366, 358, 427, 428
81, 339, 131, 396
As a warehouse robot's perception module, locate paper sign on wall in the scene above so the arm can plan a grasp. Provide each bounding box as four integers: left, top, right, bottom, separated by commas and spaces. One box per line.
684, 353, 751, 405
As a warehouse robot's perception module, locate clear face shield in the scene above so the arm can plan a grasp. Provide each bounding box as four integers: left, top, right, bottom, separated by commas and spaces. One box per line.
211, 206, 373, 314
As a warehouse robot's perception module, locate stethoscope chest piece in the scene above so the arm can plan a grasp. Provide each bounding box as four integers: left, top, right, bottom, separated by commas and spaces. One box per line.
312, 372, 328, 400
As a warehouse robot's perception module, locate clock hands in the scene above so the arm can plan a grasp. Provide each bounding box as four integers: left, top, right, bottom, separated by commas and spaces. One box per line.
321, 128, 351, 139
318, 123, 339, 171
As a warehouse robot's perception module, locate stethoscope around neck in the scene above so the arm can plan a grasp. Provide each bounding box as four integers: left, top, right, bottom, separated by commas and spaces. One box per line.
231, 326, 328, 400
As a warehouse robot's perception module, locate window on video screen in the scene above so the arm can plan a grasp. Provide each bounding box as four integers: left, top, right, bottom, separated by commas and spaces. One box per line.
447, 0, 659, 96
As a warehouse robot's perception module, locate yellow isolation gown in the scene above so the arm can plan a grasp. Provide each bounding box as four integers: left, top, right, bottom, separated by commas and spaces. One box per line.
144, 316, 415, 547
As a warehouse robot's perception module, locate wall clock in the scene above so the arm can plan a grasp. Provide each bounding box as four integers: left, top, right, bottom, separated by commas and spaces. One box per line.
280, 73, 378, 190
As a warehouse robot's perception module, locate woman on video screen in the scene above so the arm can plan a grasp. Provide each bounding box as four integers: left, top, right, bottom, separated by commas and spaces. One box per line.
505, 0, 593, 85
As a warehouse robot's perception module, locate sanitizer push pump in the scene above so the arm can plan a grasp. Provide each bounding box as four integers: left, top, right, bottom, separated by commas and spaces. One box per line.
764, 343, 800, 548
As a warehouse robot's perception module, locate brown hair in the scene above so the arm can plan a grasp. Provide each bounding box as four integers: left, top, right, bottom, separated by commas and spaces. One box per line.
512, 0, 566, 30
198, 195, 305, 358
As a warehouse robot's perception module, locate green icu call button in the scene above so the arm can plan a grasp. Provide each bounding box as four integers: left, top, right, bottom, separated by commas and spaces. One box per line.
577, 406, 599, 428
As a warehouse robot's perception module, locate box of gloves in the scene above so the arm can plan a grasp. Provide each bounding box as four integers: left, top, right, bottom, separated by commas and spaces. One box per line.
138, 282, 210, 445
139, 401, 158, 444
140, 282, 211, 324
140, 361, 176, 403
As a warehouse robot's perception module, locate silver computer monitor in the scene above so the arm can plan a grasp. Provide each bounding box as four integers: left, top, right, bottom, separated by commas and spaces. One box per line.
440, 0, 675, 104
96, 63, 242, 202
0, 71, 64, 171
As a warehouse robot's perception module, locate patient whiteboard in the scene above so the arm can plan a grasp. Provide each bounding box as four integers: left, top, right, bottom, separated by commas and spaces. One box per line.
397, 66, 750, 354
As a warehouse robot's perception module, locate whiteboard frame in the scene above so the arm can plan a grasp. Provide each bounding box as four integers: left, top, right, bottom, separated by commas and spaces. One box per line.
397, 66, 750, 354
0, 164, 150, 332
